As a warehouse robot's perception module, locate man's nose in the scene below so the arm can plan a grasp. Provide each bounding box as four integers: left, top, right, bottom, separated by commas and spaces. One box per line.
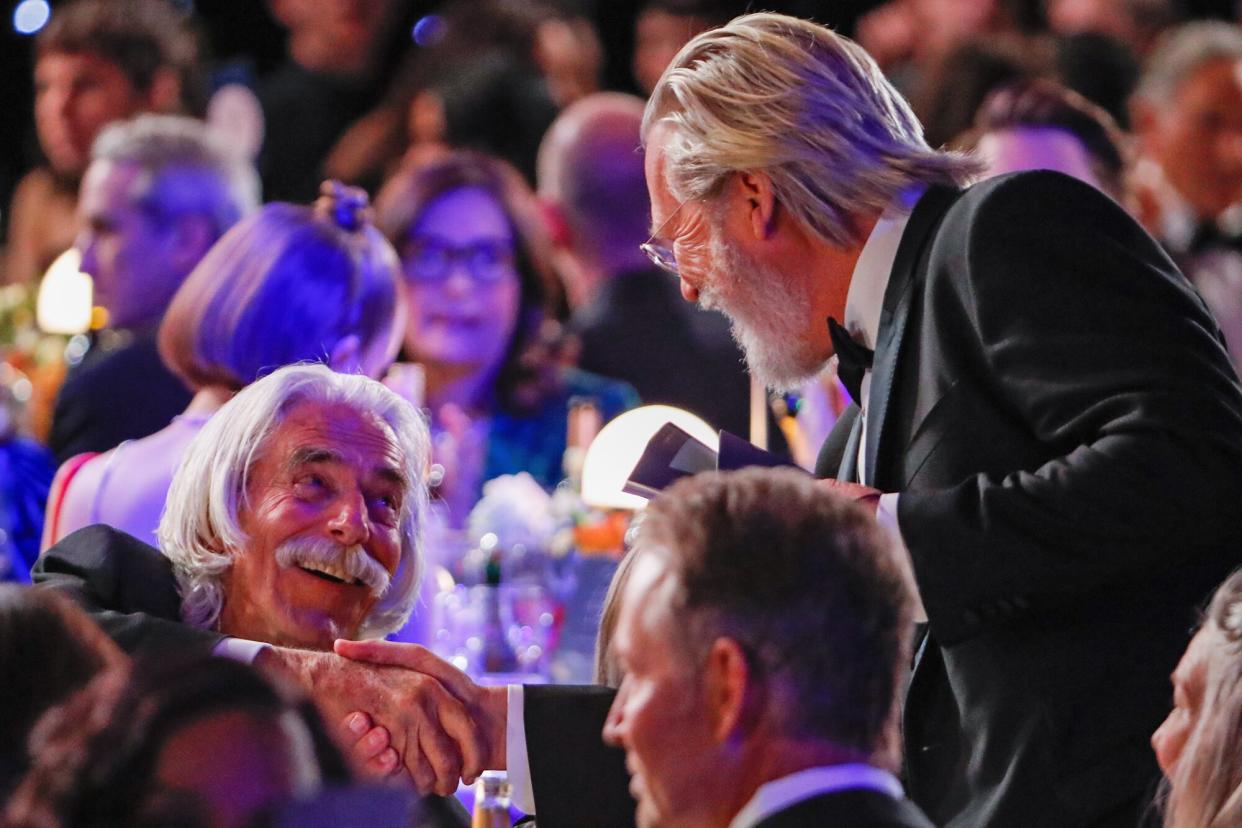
76, 232, 97, 278
328, 490, 371, 546
601, 681, 629, 747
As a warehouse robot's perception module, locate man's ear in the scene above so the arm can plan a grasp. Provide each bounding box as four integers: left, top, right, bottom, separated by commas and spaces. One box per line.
146, 66, 183, 113
705, 636, 756, 743
733, 170, 778, 241
167, 213, 216, 274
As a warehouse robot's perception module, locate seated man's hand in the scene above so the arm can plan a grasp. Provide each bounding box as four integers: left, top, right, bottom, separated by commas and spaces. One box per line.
334, 640, 509, 774
258, 647, 490, 796
341, 712, 401, 780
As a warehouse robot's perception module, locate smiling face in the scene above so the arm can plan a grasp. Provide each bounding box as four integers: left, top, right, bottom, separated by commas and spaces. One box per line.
602, 554, 732, 828
644, 125, 829, 391
1152, 628, 1213, 779
401, 186, 522, 382
217, 399, 407, 650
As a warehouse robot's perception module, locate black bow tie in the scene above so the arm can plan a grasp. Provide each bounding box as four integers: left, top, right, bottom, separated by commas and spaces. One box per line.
828, 317, 873, 404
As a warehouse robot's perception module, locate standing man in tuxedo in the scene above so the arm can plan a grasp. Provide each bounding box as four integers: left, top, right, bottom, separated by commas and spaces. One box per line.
602, 468, 932, 828
627, 12, 1242, 826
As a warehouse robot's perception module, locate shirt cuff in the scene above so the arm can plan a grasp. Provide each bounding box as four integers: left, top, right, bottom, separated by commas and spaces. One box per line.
876, 493, 927, 623
507, 684, 536, 813
211, 637, 270, 664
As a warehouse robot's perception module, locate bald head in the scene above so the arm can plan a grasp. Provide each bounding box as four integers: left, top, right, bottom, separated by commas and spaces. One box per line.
538, 92, 650, 261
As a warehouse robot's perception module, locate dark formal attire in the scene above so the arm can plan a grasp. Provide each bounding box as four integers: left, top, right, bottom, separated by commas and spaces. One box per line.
813, 172, 1242, 826
33, 525, 470, 827
526, 172, 1242, 827
48, 329, 192, 464
751, 789, 932, 828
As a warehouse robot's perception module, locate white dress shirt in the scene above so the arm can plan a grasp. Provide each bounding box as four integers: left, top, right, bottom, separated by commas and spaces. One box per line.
728, 764, 904, 828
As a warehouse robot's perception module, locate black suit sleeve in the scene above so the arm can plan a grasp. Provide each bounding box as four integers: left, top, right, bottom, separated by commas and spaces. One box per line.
33, 524, 223, 655
523, 684, 634, 828
897, 174, 1242, 644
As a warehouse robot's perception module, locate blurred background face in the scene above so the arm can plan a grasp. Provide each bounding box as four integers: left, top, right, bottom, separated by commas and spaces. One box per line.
1144, 58, 1242, 220
35, 51, 148, 178
401, 186, 521, 379
632, 10, 714, 96
77, 159, 180, 330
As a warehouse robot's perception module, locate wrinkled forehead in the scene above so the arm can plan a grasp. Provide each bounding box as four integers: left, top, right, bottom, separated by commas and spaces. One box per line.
261, 398, 408, 485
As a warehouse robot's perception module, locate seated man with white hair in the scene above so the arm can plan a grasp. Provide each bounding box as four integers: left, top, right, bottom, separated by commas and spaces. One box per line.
36, 363, 497, 814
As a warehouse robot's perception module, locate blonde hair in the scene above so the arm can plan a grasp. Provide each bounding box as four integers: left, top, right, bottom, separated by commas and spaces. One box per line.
642, 12, 982, 247
157, 364, 430, 640
1163, 569, 1242, 828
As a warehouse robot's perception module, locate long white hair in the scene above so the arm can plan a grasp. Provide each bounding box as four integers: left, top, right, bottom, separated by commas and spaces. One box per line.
157, 363, 430, 639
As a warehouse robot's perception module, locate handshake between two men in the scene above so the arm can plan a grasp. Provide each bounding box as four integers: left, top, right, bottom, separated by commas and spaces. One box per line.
38, 365, 923, 827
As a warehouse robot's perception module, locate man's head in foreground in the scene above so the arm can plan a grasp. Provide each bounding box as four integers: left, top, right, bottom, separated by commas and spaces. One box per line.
158, 363, 430, 650
77, 114, 259, 331
603, 468, 917, 828
640, 12, 979, 390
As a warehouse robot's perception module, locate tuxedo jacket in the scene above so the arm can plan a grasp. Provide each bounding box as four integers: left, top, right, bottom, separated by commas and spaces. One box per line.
526, 173, 1242, 828
751, 789, 934, 828
814, 172, 1242, 826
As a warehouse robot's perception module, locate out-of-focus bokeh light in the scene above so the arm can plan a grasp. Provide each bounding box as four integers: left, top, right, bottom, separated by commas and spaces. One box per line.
36, 249, 94, 335
412, 15, 445, 47
13, 0, 51, 35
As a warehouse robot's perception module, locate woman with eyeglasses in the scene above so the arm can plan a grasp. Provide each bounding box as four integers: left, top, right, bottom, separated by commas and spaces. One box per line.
375, 151, 637, 527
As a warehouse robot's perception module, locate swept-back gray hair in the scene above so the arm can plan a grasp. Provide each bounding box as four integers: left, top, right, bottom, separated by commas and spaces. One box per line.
1134, 21, 1242, 108
157, 363, 430, 639
642, 12, 981, 247
92, 114, 260, 240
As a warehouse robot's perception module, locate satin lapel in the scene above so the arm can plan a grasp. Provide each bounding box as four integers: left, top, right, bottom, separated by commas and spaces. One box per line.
837, 412, 863, 484
864, 186, 962, 488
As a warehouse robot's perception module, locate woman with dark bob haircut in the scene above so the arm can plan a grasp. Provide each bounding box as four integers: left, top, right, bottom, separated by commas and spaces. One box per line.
375, 150, 636, 526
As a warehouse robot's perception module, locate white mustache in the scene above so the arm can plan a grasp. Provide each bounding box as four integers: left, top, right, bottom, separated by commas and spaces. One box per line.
274, 536, 392, 597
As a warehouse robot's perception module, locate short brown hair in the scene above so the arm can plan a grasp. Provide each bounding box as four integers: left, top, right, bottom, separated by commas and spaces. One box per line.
636, 468, 916, 767
37, 0, 204, 115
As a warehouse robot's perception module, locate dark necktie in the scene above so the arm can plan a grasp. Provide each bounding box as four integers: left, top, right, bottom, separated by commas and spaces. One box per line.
828, 317, 873, 404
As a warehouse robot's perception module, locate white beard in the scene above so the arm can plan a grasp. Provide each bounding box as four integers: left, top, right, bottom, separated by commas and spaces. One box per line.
701, 227, 826, 392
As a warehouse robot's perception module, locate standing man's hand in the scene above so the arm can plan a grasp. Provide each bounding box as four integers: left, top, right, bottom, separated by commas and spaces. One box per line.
333, 639, 509, 771
257, 646, 490, 796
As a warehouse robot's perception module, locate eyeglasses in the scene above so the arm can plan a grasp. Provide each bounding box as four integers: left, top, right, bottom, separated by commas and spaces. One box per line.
639, 199, 690, 276
404, 236, 517, 284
